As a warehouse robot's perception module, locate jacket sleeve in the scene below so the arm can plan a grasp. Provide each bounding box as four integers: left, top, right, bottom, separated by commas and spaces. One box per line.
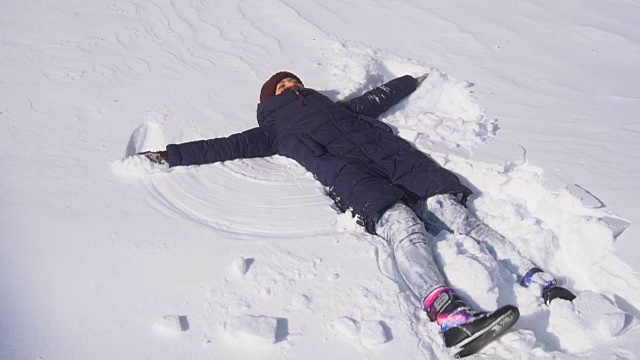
339, 75, 418, 118
165, 127, 276, 167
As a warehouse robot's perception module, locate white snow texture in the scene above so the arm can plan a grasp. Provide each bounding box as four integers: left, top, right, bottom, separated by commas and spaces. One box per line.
1, 0, 640, 359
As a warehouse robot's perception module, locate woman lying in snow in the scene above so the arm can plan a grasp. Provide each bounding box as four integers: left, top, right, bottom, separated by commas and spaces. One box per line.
140, 71, 575, 357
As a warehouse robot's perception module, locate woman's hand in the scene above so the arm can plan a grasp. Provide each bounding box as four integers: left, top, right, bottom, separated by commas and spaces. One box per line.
415, 73, 429, 86
137, 150, 168, 164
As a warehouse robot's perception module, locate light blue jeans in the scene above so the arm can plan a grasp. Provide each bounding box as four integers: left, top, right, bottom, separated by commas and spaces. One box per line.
375, 194, 535, 302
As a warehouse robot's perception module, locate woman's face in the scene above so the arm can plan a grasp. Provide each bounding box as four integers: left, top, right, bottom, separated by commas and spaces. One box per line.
275, 78, 303, 96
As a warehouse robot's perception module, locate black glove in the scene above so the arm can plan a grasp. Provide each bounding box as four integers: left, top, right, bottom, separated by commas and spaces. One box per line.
415, 73, 429, 86
137, 150, 168, 164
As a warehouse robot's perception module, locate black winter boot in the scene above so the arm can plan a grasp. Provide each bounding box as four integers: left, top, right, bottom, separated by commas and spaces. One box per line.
424, 287, 520, 358
521, 267, 576, 305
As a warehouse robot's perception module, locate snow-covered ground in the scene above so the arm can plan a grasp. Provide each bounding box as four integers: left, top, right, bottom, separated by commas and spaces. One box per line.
2, 0, 640, 358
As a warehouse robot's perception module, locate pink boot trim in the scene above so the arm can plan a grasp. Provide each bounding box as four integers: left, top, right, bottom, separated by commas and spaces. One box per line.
423, 286, 455, 325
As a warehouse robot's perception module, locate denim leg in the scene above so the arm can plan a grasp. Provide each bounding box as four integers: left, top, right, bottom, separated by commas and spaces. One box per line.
412, 194, 536, 276
376, 202, 446, 301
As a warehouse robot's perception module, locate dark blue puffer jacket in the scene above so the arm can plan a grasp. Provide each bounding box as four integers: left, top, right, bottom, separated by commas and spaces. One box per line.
166, 75, 472, 233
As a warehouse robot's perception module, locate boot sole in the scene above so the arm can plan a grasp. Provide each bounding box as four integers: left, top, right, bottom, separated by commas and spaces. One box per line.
452, 305, 520, 358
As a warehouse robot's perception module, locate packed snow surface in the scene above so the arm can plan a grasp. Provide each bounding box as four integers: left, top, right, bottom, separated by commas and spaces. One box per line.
1, 0, 640, 359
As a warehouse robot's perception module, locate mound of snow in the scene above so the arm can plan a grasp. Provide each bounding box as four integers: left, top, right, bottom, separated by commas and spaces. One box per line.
154, 315, 189, 336
548, 291, 629, 353
225, 315, 286, 345
330, 317, 390, 349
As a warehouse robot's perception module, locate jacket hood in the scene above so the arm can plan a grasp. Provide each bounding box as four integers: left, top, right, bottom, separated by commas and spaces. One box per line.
259, 71, 303, 103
